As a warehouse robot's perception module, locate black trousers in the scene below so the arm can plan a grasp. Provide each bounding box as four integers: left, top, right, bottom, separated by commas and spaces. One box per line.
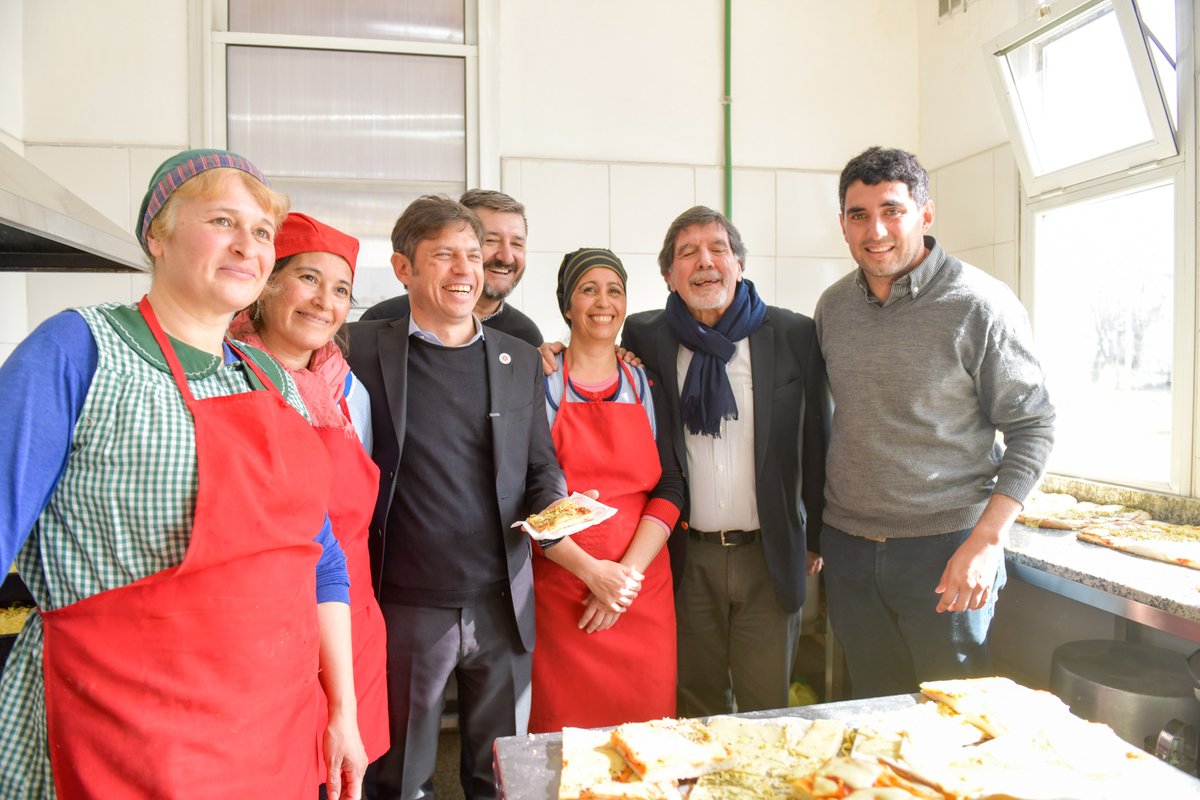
374, 594, 531, 800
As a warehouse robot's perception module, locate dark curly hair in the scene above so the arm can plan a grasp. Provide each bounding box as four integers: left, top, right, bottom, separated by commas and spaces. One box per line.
838, 147, 930, 212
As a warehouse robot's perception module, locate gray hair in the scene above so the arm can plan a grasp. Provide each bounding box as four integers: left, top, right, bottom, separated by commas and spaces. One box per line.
656, 206, 747, 276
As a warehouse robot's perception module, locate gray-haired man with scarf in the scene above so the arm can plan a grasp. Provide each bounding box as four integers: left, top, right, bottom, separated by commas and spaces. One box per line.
621, 206, 829, 716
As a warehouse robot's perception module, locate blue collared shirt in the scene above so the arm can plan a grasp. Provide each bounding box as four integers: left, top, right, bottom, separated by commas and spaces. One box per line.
408, 313, 486, 347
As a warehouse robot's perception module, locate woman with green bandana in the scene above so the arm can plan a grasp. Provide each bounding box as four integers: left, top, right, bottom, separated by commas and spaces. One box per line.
0, 149, 366, 799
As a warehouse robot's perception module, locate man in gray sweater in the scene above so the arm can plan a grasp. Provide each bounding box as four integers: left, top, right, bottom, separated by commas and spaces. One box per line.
815, 146, 1055, 699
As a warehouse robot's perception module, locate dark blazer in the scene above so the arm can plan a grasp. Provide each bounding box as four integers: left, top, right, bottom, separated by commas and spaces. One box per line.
622, 305, 829, 613
347, 313, 566, 651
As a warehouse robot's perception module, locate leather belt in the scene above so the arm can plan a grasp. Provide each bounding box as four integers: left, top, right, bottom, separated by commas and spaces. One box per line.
688, 528, 760, 547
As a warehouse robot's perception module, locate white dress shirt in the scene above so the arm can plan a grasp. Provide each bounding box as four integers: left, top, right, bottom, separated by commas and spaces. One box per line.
678, 338, 759, 531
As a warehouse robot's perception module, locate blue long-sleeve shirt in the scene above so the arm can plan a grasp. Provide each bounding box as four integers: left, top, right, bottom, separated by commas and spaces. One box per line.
0, 311, 349, 603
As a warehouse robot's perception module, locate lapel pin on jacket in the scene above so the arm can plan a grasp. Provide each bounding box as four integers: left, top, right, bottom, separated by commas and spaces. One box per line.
499, 352, 511, 365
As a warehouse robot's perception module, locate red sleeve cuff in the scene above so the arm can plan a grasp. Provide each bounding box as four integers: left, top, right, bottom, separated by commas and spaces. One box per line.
642, 497, 680, 530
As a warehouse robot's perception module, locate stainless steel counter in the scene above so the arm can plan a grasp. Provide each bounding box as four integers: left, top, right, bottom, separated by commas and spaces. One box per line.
1006, 523, 1200, 642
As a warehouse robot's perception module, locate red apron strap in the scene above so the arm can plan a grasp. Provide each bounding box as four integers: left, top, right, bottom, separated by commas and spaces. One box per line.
560, 355, 639, 404
224, 337, 284, 398
137, 295, 197, 404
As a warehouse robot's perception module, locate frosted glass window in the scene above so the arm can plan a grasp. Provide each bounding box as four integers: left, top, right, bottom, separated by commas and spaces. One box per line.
228, 0, 465, 44
1033, 183, 1174, 485
226, 46, 465, 184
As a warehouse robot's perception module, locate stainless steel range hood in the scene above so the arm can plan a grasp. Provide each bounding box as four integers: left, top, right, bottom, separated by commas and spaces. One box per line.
0, 143, 146, 272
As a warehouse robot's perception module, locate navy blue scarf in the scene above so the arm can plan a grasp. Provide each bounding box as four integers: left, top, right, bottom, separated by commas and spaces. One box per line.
665, 279, 767, 437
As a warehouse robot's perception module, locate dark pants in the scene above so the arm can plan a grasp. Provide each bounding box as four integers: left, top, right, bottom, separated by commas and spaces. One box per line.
675, 538, 800, 717
821, 524, 1006, 699
375, 594, 530, 800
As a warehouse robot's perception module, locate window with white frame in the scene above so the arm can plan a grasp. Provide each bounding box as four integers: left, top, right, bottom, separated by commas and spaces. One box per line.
988, 0, 1192, 491
208, 1, 479, 312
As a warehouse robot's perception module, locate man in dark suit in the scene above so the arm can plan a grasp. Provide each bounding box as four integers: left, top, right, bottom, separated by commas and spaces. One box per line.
347, 195, 566, 800
621, 206, 828, 717
359, 189, 543, 348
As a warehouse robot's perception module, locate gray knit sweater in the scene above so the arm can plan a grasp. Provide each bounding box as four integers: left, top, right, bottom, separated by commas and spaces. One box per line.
814, 237, 1054, 538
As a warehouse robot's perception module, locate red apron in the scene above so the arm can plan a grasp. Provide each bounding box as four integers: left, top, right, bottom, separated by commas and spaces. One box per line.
40, 297, 331, 798
312, 421, 390, 770
529, 359, 676, 733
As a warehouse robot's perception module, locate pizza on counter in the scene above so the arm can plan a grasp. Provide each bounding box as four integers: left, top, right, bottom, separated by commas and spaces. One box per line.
1017, 492, 1150, 530
553, 677, 1176, 800
1076, 517, 1200, 570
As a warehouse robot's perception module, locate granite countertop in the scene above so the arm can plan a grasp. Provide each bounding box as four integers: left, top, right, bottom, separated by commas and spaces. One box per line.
1006, 523, 1200, 625
1005, 477, 1200, 633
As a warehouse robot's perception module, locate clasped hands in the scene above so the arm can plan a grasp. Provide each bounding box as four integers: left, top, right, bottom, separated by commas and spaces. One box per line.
578, 560, 644, 634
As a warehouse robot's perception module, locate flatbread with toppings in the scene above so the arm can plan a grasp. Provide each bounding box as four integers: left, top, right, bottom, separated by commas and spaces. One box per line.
610, 718, 735, 783
917, 677, 1071, 738
1017, 493, 1150, 530
559, 727, 680, 800
528, 498, 596, 534
518, 492, 617, 540
1077, 518, 1200, 570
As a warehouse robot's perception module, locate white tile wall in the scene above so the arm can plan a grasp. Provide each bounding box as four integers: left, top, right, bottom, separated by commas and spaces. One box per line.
22, 0, 188, 146
993, 147, 1018, 244
993, 241, 1017, 294
609, 164, 695, 254
694, 167, 724, 213
934, 151, 994, 254
506, 157, 854, 330
517, 161, 610, 254
776, 171, 843, 259
775, 257, 853, 318
746, 256, 776, 305
619, 252, 671, 320
956, 245, 994, 276
730, 170, 776, 257
26, 274, 142, 331
0, 274, 29, 349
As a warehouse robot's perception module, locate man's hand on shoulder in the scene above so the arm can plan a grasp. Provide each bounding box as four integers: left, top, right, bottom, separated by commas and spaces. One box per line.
539, 341, 565, 376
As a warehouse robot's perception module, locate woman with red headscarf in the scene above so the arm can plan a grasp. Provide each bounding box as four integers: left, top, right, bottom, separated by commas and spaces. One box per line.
230, 212, 390, 783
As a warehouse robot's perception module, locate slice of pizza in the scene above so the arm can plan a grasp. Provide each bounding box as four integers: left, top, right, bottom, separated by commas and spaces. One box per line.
790, 756, 944, 800
560, 727, 634, 800
527, 497, 597, 536
1077, 518, 1200, 570
850, 701, 984, 762
578, 781, 683, 800
918, 676, 1071, 738
1021, 499, 1151, 530
1015, 491, 1078, 526
610, 718, 736, 783
782, 718, 849, 781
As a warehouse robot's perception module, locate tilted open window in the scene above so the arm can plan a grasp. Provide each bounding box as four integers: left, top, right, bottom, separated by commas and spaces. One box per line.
984, 0, 1177, 197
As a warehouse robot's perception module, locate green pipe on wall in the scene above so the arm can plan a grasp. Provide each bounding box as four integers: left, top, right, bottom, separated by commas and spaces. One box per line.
724, 0, 733, 220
